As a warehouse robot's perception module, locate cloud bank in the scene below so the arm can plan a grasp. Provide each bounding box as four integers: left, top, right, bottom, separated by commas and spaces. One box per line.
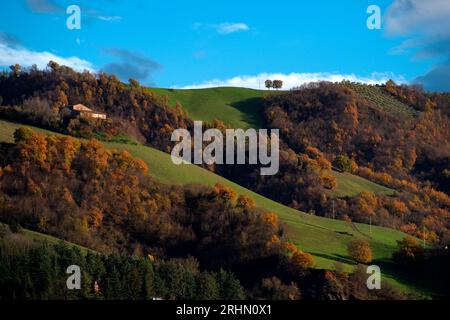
177, 72, 405, 90
0, 42, 93, 71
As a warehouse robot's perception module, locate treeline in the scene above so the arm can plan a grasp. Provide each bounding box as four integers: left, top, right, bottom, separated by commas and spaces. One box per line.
0, 229, 245, 300
0, 62, 191, 149
263, 82, 450, 244
385, 80, 450, 114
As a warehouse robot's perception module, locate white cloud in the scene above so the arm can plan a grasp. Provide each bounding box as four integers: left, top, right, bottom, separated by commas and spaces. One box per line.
98, 16, 122, 22
0, 43, 94, 71
216, 23, 249, 34
193, 22, 250, 35
385, 0, 450, 37
176, 72, 406, 90
384, 0, 450, 91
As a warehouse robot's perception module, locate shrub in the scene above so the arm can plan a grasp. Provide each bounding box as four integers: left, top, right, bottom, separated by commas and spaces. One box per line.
332, 155, 357, 173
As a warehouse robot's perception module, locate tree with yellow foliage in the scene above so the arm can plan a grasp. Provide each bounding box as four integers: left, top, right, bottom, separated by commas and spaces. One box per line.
347, 239, 372, 264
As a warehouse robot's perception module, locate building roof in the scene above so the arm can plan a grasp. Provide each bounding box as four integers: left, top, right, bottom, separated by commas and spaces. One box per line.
67, 104, 106, 115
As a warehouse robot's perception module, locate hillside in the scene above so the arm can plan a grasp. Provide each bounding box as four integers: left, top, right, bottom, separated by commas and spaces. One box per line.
343, 82, 420, 118
331, 171, 395, 198
148, 86, 395, 199
147, 87, 270, 129
0, 221, 94, 255
0, 119, 427, 296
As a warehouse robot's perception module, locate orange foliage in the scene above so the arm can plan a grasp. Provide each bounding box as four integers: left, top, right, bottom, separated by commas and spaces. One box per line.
347, 239, 372, 264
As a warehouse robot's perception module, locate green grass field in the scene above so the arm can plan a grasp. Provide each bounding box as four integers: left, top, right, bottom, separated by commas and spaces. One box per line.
331, 171, 395, 198
22, 229, 94, 255
148, 87, 274, 129
0, 119, 430, 296
1, 223, 93, 255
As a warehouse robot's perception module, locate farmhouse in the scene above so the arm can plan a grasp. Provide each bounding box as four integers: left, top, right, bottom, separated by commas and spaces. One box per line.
65, 104, 107, 120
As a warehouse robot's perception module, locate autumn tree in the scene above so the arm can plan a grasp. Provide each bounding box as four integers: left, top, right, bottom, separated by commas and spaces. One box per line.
9, 64, 21, 76
392, 236, 424, 266
129, 78, 140, 88
259, 277, 300, 300
284, 242, 315, 270
347, 239, 372, 264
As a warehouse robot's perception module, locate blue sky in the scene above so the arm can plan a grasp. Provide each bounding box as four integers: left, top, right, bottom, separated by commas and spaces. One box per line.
1, 0, 449, 90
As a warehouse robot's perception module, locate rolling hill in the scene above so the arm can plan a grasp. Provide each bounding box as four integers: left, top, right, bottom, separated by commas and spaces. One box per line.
0, 119, 427, 296
148, 86, 396, 199
147, 87, 271, 129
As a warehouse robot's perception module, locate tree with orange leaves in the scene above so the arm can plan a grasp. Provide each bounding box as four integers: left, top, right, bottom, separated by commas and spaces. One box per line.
347, 239, 372, 264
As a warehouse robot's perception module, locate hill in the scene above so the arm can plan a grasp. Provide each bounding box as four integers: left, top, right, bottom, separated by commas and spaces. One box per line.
147, 87, 271, 129
0, 119, 427, 296
148, 86, 396, 199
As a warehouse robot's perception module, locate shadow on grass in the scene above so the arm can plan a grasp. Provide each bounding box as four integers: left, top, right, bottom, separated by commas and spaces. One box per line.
310, 252, 355, 265
230, 97, 265, 129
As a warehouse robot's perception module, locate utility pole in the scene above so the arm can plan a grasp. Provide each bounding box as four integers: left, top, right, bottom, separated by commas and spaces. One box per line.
332, 200, 335, 220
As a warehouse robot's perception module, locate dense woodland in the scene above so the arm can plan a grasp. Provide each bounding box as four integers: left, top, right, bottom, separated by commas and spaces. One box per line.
0, 128, 411, 300
263, 82, 450, 244
0, 230, 245, 300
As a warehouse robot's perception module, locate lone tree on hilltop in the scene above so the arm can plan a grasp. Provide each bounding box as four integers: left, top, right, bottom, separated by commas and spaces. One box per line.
273, 80, 283, 90
265, 80, 273, 90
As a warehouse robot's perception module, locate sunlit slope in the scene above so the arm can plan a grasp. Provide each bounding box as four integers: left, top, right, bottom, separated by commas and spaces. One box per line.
148, 87, 270, 129
331, 171, 394, 197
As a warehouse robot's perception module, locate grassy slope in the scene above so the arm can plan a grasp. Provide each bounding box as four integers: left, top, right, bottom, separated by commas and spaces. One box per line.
1, 223, 93, 255
22, 229, 94, 255
148, 86, 396, 199
0, 119, 427, 295
148, 87, 270, 129
331, 171, 394, 198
